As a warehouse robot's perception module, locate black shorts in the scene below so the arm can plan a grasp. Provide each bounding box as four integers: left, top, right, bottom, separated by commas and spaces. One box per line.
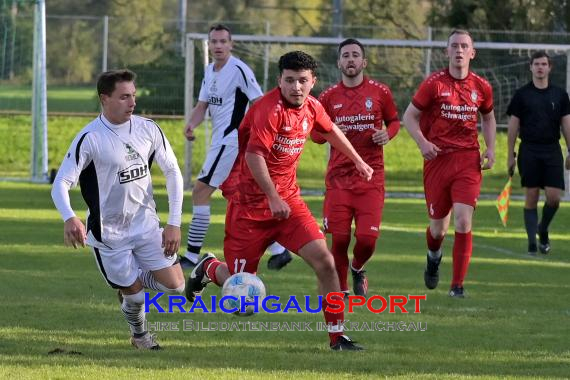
517, 143, 565, 189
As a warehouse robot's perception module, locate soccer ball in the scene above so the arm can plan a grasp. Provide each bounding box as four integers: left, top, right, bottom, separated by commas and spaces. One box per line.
221, 272, 266, 316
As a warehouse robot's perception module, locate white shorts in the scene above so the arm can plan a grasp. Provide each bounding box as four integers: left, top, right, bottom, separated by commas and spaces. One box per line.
197, 144, 238, 188
92, 228, 177, 288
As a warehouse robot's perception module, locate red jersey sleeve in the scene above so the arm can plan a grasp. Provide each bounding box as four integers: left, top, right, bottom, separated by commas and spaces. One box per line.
412, 77, 435, 111
246, 104, 281, 157
310, 90, 333, 144
381, 86, 399, 122
311, 97, 334, 134
310, 129, 327, 144
386, 119, 401, 140
479, 80, 494, 114
380, 85, 400, 139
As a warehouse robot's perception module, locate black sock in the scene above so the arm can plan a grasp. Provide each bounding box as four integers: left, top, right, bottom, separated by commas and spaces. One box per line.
523, 208, 538, 246
539, 203, 559, 235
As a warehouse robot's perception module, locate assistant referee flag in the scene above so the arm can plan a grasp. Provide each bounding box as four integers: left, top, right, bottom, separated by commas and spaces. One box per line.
496, 177, 512, 227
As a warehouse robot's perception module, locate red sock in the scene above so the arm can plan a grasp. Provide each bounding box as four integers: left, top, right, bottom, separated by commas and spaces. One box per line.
452, 231, 472, 287
322, 296, 345, 344
426, 226, 444, 252
352, 235, 376, 270
205, 259, 224, 286
331, 234, 351, 292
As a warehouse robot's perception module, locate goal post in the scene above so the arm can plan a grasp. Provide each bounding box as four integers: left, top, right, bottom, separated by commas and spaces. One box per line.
31, 0, 48, 183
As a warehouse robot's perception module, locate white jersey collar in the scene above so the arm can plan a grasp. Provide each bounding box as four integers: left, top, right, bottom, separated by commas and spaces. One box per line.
100, 113, 130, 130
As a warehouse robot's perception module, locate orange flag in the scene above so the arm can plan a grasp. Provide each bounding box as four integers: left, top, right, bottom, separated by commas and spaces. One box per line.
496, 177, 512, 227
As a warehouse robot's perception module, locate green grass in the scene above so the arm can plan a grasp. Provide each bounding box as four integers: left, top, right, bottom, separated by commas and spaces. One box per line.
0, 85, 99, 113
1, 114, 524, 194
0, 181, 569, 379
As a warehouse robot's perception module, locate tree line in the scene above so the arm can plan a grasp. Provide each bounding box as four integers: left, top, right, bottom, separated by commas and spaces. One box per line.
1, 0, 570, 114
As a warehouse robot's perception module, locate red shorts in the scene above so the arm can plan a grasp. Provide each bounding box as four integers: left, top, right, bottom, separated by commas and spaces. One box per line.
224, 197, 325, 274
323, 187, 384, 238
423, 149, 481, 219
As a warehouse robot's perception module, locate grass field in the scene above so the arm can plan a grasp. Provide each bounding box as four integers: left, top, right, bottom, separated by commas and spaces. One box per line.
0, 85, 99, 113
0, 114, 533, 194
0, 180, 569, 379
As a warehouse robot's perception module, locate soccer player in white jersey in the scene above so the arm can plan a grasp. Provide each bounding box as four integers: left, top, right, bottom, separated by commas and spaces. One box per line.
182, 24, 291, 270
51, 69, 185, 350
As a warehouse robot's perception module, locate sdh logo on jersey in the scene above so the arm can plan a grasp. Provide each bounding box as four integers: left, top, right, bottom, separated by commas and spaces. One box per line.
365, 97, 373, 111
119, 164, 148, 184
302, 118, 308, 132
208, 95, 223, 106
124, 143, 139, 161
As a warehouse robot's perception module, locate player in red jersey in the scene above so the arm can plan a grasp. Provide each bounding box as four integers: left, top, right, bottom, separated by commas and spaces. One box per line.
311, 38, 400, 298
186, 51, 373, 350
402, 29, 497, 298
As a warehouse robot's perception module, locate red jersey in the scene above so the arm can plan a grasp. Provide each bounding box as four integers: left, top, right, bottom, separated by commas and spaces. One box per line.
315, 77, 400, 190
235, 87, 334, 209
412, 69, 493, 153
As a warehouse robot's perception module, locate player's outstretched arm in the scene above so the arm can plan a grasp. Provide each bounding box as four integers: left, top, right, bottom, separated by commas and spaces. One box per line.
245, 152, 291, 219
320, 124, 373, 181
506, 115, 520, 175
184, 101, 208, 141
480, 110, 497, 170
402, 103, 440, 160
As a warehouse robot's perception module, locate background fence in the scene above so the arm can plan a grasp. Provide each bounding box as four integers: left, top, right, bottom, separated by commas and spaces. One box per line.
2, 13, 570, 123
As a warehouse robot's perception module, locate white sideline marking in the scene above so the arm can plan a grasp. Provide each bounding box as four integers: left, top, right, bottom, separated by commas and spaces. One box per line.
381, 225, 547, 261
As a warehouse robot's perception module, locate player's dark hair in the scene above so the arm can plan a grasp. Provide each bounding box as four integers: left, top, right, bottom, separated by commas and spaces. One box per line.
278, 51, 318, 76
209, 24, 232, 40
97, 69, 136, 97
447, 29, 474, 45
530, 51, 551, 66
338, 38, 366, 58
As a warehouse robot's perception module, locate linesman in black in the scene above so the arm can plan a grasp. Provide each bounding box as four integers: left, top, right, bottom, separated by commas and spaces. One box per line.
507, 51, 570, 255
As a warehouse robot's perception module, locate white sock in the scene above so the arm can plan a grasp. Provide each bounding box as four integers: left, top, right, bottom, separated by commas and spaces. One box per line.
184, 252, 200, 264
350, 263, 363, 272
120, 290, 146, 335
267, 241, 286, 256
186, 205, 211, 255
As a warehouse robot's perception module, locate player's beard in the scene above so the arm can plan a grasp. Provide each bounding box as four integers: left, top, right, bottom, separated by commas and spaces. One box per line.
340, 64, 364, 78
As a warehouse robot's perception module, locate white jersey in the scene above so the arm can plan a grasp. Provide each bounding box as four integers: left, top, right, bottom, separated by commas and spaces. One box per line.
51, 114, 183, 249
199, 55, 263, 147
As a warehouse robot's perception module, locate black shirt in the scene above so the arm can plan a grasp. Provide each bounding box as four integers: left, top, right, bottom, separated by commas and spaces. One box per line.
507, 81, 570, 145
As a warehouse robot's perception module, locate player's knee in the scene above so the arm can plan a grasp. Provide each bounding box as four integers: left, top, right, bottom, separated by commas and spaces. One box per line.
156, 280, 186, 294
525, 190, 540, 206
545, 197, 560, 208
122, 290, 145, 305
429, 227, 446, 240
454, 217, 472, 233
169, 283, 186, 294
331, 234, 351, 257
314, 251, 336, 276
192, 182, 215, 203
355, 234, 377, 253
